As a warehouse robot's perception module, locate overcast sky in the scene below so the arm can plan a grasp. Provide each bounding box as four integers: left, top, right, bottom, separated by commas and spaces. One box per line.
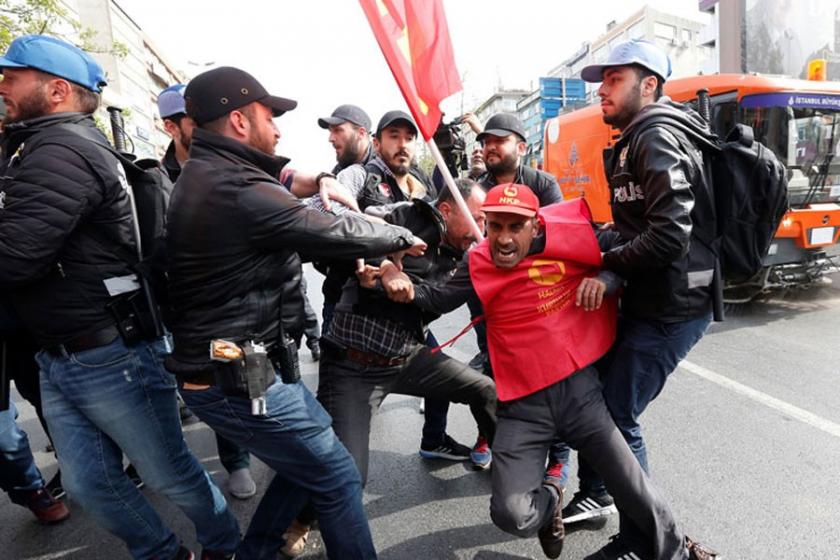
118, 0, 708, 171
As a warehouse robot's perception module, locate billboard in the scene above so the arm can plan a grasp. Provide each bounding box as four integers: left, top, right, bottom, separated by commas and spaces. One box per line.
744, 0, 840, 79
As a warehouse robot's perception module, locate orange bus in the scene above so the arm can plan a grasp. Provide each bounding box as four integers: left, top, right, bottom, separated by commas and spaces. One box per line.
544, 74, 840, 301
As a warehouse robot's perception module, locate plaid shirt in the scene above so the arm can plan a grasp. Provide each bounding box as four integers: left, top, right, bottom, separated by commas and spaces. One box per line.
329, 310, 417, 358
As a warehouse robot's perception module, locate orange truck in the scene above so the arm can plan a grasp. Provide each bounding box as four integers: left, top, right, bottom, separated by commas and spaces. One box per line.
544, 74, 840, 301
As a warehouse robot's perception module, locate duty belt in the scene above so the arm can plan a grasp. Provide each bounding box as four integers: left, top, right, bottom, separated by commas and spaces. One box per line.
44, 324, 120, 356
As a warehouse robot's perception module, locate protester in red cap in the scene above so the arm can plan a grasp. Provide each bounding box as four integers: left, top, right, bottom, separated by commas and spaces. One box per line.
380, 184, 717, 560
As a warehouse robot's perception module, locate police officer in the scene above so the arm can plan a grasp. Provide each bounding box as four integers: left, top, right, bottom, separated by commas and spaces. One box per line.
561, 39, 718, 559
0, 35, 240, 560
166, 66, 423, 560
318, 103, 375, 173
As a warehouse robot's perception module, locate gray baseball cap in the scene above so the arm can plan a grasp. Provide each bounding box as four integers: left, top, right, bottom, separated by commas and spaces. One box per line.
476, 113, 526, 143
580, 39, 672, 83
318, 104, 371, 131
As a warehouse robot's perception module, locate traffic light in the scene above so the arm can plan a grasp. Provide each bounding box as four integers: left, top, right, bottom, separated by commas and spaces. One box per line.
808, 58, 827, 81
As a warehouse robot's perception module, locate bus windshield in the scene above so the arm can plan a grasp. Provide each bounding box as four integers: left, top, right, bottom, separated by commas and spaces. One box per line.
740, 92, 840, 205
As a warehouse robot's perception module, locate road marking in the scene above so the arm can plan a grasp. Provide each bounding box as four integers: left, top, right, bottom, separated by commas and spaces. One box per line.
446, 345, 840, 439
680, 359, 840, 439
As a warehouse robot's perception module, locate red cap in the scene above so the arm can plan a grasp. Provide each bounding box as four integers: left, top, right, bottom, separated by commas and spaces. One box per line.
481, 183, 539, 217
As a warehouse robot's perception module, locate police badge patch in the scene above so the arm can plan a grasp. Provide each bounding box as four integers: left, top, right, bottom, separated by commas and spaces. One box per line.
619, 146, 629, 169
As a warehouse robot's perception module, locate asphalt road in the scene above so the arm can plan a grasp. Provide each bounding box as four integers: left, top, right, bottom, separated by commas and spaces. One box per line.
3, 266, 839, 560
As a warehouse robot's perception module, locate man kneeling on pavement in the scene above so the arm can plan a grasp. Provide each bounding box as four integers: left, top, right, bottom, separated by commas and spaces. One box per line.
317, 177, 497, 485
380, 183, 719, 560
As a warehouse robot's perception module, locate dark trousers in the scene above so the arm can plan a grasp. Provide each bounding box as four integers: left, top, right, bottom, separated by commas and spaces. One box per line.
418, 331, 453, 448
556, 313, 712, 498
489, 367, 686, 560
318, 340, 497, 484
3, 333, 51, 440
216, 433, 250, 473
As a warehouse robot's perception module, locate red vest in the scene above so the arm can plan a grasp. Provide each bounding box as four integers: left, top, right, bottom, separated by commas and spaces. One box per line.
469, 199, 617, 402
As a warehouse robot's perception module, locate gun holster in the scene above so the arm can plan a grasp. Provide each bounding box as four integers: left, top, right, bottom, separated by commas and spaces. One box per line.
214, 341, 277, 398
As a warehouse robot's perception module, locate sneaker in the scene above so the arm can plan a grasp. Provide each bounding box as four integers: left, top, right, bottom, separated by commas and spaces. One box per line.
228, 467, 257, 500
538, 480, 564, 559
45, 471, 66, 500
562, 489, 616, 527
308, 339, 321, 361
470, 435, 492, 470
280, 519, 310, 557
468, 351, 486, 371
685, 536, 721, 560
544, 461, 564, 484
125, 463, 145, 490
26, 488, 70, 524
419, 434, 471, 461
583, 534, 651, 560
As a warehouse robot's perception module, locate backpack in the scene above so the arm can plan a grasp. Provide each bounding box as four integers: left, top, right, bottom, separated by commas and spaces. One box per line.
629, 115, 789, 284
706, 124, 789, 284
56, 123, 174, 299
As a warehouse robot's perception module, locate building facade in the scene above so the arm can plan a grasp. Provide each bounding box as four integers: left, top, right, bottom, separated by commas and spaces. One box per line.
701, 0, 840, 80
549, 6, 711, 103
518, 78, 587, 168
57, 0, 185, 159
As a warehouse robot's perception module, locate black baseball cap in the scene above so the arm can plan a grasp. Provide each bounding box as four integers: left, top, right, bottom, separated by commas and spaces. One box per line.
375, 110, 418, 137
476, 113, 527, 143
184, 66, 297, 125
318, 104, 371, 131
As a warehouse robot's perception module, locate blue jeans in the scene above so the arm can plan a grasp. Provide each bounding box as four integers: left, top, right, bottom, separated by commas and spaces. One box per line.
180, 377, 376, 560
0, 401, 44, 504
36, 337, 240, 560
578, 312, 712, 495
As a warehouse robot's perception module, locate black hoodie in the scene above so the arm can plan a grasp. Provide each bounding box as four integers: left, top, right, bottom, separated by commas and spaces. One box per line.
602, 97, 718, 322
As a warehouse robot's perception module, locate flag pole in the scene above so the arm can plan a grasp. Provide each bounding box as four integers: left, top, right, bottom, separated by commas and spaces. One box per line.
427, 139, 484, 242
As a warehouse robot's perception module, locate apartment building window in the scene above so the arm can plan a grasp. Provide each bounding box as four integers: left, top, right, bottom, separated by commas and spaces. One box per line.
654, 22, 676, 47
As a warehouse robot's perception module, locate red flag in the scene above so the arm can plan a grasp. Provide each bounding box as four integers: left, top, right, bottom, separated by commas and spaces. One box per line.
359, 0, 462, 140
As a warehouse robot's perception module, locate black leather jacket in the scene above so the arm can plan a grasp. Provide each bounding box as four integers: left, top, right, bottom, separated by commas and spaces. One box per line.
0, 113, 137, 346
335, 199, 461, 341
602, 98, 718, 322
165, 128, 416, 366
478, 164, 563, 206
320, 159, 437, 304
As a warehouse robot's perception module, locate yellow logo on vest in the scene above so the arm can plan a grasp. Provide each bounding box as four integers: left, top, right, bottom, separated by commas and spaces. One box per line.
528, 259, 566, 286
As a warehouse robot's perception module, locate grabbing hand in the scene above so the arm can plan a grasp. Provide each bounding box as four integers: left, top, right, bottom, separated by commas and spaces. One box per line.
355, 263, 381, 289
575, 277, 606, 311
319, 177, 360, 213
382, 265, 415, 303
391, 237, 427, 270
